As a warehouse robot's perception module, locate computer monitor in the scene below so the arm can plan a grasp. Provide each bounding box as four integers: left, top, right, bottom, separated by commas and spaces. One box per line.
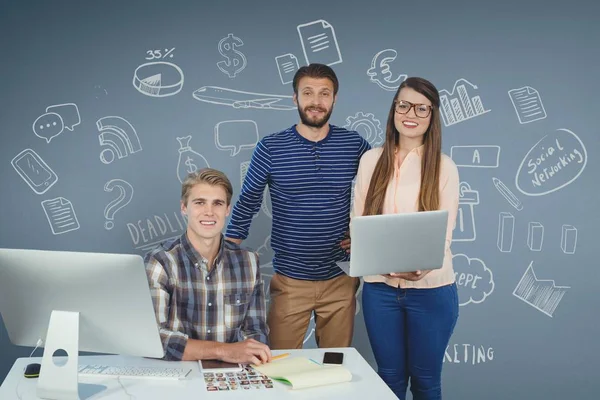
0, 248, 164, 400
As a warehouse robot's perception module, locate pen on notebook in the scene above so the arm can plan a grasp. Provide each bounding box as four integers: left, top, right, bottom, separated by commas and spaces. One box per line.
492, 177, 523, 211
271, 353, 290, 361
249, 353, 290, 368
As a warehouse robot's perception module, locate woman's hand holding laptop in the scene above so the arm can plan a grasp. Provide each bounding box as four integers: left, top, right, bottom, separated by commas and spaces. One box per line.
383, 270, 432, 281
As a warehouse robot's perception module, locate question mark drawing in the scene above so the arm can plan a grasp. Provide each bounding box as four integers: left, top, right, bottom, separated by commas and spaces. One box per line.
104, 179, 134, 230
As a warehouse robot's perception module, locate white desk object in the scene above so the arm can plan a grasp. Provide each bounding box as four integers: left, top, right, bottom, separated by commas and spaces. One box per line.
0, 348, 397, 399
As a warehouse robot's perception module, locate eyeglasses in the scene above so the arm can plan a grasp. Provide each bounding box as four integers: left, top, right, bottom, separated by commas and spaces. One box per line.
394, 100, 432, 118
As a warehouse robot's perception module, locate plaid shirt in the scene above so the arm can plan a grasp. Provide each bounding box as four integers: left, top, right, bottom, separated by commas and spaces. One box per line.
144, 233, 269, 361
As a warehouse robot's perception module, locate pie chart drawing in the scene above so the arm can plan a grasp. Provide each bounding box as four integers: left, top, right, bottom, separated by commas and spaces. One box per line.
133, 61, 184, 97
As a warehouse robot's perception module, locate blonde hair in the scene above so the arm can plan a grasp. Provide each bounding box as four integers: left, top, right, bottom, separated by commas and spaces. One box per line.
181, 168, 233, 205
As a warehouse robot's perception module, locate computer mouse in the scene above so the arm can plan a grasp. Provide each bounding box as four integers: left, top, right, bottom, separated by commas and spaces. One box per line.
24, 363, 41, 378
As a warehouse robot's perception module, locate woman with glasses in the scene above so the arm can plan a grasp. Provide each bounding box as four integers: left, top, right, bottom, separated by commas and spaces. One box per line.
352, 77, 460, 400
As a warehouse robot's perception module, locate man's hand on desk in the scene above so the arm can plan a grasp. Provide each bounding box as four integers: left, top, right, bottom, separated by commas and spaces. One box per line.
217, 338, 272, 365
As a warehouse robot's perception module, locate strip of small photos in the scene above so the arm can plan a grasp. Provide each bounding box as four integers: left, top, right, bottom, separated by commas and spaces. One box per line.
204, 366, 275, 391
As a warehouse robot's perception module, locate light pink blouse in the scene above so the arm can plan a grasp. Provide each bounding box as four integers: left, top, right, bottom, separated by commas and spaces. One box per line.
352, 145, 460, 289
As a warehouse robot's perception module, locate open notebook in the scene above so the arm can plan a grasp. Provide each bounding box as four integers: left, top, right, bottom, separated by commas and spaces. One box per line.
251, 357, 352, 390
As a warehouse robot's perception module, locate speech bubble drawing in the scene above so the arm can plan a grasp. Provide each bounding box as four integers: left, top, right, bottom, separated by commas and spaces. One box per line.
515, 128, 587, 196
46, 103, 81, 131
33, 112, 64, 143
214, 120, 259, 156
453, 253, 494, 306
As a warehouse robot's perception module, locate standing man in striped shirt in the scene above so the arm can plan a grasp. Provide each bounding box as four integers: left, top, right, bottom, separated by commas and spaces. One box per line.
225, 64, 371, 349
145, 168, 272, 364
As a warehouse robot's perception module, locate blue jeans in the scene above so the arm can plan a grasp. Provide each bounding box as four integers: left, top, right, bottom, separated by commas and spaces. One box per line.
362, 282, 459, 400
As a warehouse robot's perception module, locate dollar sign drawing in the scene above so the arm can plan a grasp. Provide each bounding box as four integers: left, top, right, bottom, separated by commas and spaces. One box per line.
185, 156, 197, 173
217, 33, 247, 78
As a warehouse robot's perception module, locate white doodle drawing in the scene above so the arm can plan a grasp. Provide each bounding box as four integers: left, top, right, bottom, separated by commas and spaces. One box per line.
133, 61, 184, 97
104, 179, 134, 230
444, 343, 495, 365
46, 103, 80, 131
515, 128, 587, 197
492, 177, 523, 211
561, 224, 577, 254
257, 235, 272, 261
240, 161, 272, 219
96, 116, 142, 164
33, 112, 62, 142
303, 314, 316, 344
275, 53, 299, 85
33, 103, 81, 143
41, 197, 80, 235
258, 236, 274, 304
215, 120, 259, 157
261, 267, 274, 306
297, 19, 342, 66
508, 86, 547, 124
439, 78, 490, 127
176, 136, 210, 184
145, 47, 175, 60
94, 85, 108, 99
193, 86, 296, 111
343, 112, 384, 147
366, 49, 406, 91
497, 212, 515, 253
127, 211, 187, 253
513, 261, 570, 317
452, 253, 494, 306
217, 33, 247, 78
527, 222, 544, 251
454, 182, 479, 242
11, 148, 58, 195
450, 145, 500, 168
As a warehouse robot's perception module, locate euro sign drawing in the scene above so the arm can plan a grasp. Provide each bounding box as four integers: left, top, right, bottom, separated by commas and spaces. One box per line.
217, 33, 247, 78
367, 49, 406, 91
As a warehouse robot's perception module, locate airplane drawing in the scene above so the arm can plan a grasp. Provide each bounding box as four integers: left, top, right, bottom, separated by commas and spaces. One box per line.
192, 86, 296, 111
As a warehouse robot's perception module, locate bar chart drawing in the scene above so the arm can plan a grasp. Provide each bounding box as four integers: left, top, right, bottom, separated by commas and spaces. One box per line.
513, 261, 570, 317
439, 78, 490, 127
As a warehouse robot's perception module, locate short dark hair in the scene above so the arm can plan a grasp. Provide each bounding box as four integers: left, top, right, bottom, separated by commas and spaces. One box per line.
292, 63, 339, 95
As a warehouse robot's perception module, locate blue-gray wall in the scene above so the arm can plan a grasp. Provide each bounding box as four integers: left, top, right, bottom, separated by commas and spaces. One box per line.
1, 1, 598, 398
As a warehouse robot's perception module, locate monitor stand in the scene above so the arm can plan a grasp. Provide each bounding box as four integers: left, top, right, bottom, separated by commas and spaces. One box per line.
37, 310, 80, 400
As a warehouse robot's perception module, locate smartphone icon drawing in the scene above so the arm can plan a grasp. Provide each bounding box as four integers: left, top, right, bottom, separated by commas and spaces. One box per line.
11, 148, 58, 194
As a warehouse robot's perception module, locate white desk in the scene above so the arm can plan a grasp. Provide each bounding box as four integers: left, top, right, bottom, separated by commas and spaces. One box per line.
0, 347, 396, 399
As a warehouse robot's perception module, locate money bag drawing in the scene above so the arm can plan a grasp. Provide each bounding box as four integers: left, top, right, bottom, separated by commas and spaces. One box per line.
176, 136, 210, 183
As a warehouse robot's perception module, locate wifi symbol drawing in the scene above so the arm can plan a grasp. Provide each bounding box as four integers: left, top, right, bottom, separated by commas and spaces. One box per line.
96, 116, 143, 164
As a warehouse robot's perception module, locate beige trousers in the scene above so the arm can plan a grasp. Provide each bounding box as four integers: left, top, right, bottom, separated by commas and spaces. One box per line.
267, 273, 360, 349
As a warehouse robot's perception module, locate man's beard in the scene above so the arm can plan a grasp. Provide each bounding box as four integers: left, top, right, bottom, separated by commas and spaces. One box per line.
298, 105, 333, 128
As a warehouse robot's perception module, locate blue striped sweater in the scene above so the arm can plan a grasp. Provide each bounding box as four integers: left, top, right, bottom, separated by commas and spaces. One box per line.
226, 124, 371, 280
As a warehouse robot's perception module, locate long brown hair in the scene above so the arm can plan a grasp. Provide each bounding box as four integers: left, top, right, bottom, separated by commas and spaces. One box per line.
363, 77, 442, 215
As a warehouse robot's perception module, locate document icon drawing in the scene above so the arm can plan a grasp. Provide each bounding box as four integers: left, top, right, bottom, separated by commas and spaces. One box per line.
297, 19, 342, 66
41, 197, 80, 235
508, 86, 547, 124
275, 54, 299, 84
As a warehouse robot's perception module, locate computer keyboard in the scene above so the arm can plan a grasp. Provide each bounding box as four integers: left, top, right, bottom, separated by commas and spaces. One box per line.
78, 364, 192, 380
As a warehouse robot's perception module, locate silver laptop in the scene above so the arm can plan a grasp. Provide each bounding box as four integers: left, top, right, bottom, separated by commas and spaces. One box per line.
337, 210, 449, 277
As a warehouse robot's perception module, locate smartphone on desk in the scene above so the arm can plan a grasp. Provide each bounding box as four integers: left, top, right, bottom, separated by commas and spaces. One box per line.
200, 359, 244, 373
323, 352, 344, 365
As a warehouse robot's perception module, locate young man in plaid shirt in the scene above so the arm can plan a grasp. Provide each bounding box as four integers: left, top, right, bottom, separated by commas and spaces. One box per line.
145, 168, 272, 364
